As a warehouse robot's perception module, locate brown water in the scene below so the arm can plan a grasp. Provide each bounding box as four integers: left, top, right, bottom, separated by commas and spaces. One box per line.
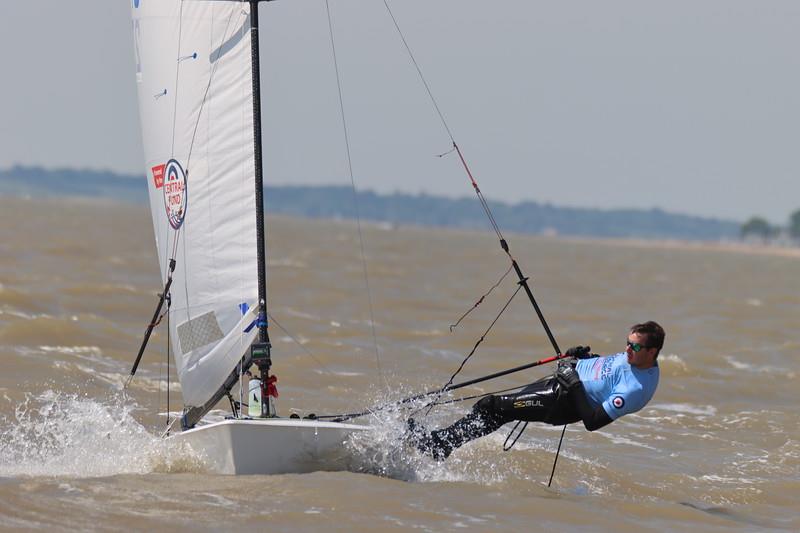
1, 196, 798, 531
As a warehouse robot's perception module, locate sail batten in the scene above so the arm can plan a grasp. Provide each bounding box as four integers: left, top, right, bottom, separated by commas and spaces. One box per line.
132, 1, 259, 410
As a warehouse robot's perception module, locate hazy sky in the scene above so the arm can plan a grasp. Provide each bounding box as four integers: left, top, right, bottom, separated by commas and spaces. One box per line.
1, 1, 798, 224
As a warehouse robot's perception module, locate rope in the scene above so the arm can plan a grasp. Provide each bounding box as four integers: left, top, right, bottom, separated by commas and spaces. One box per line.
428, 384, 525, 407
450, 264, 513, 331
548, 424, 568, 487
503, 421, 528, 451
325, 0, 387, 391
315, 383, 527, 421
419, 284, 522, 416
166, 299, 171, 432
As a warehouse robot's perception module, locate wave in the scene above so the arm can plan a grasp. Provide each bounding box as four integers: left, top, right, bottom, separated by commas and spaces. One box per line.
0, 316, 90, 347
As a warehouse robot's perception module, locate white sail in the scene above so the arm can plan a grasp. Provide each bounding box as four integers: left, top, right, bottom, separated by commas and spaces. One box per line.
132, 1, 259, 408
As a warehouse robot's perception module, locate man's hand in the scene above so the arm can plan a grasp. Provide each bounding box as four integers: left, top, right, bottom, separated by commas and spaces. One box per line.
565, 345, 595, 359
556, 365, 581, 392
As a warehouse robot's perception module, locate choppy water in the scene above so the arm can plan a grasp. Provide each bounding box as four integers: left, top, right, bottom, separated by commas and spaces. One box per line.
1, 196, 798, 531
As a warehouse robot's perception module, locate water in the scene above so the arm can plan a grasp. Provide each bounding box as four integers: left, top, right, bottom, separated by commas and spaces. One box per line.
1, 196, 798, 531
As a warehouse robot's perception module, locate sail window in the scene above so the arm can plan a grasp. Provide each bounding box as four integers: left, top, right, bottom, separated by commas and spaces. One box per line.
177, 311, 225, 355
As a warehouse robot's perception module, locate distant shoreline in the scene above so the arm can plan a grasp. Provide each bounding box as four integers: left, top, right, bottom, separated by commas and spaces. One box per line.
564, 235, 800, 259
0, 165, 743, 242
4, 195, 795, 260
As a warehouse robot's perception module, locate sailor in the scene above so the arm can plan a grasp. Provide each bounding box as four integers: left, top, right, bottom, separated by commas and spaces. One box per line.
408, 321, 664, 460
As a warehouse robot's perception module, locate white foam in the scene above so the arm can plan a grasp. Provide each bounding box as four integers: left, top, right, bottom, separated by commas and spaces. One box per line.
723, 356, 793, 376
659, 353, 688, 371
600, 433, 659, 450
39, 345, 103, 356
650, 403, 718, 416
724, 356, 755, 371
342, 394, 520, 485
0, 310, 53, 320
0, 390, 203, 478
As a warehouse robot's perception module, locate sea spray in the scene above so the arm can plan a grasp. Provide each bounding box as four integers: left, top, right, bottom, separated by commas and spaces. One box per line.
0, 390, 204, 477
342, 384, 525, 485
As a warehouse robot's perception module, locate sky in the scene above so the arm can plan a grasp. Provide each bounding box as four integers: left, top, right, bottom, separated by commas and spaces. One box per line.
1, 1, 798, 224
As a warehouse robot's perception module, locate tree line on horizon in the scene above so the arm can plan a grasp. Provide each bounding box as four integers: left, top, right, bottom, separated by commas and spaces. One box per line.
740, 210, 800, 243
0, 165, 775, 242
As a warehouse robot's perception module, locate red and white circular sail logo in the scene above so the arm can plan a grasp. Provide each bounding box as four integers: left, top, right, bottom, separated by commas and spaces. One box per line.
163, 159, 188, 230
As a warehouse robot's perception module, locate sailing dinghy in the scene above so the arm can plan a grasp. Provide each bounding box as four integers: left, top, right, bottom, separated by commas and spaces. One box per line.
129, 1, 367, 475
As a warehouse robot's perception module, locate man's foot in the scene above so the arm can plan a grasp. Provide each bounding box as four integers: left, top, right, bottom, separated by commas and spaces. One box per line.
405, 418, 452, 461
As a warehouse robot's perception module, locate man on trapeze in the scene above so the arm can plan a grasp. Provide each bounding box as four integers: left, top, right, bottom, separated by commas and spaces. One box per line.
408, 321, 664, 460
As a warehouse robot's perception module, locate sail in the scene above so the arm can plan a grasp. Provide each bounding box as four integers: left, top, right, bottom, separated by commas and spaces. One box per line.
131, 1, 259, 408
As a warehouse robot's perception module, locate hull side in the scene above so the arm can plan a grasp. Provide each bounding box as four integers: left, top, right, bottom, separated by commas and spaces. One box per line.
171, 419, 368, 475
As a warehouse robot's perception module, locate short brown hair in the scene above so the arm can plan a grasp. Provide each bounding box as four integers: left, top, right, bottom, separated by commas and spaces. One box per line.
630, 321, 665, 355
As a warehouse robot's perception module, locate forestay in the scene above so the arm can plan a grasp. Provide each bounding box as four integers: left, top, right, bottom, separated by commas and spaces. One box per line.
132, 1, 259, 409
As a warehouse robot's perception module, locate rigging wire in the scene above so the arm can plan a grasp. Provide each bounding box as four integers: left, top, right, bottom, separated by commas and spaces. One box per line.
267, 312, 335, 375
382, 0, 454, 142
380, 0, 563, 357
380, 0, 568, 484
380, 2, 504, 242
324, 0, 388, 391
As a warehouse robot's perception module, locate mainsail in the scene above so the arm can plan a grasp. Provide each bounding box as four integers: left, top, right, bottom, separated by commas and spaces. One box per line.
132, 1, 260, 410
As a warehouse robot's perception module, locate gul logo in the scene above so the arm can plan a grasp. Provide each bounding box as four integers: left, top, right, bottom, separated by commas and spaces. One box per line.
513, 399, 543, 409
163, 159, 188, 230
612, 396, 625, 409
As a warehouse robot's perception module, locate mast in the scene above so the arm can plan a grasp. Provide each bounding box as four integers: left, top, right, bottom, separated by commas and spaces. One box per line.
249, 0, 274, 417
252, 0, 269, 348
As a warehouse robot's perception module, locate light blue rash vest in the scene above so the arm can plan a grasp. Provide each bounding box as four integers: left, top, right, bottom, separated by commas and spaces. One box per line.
575, 353, 659, 420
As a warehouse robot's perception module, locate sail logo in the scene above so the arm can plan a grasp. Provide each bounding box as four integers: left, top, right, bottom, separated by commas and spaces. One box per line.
151, 164, 165, 189
163, 159, 188, 230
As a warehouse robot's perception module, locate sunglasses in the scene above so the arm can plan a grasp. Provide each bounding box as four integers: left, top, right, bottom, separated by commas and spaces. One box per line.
626, 340, 647, 352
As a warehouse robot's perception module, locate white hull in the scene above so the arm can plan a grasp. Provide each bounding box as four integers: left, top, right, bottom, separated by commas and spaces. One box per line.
170, 419, 368, 475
